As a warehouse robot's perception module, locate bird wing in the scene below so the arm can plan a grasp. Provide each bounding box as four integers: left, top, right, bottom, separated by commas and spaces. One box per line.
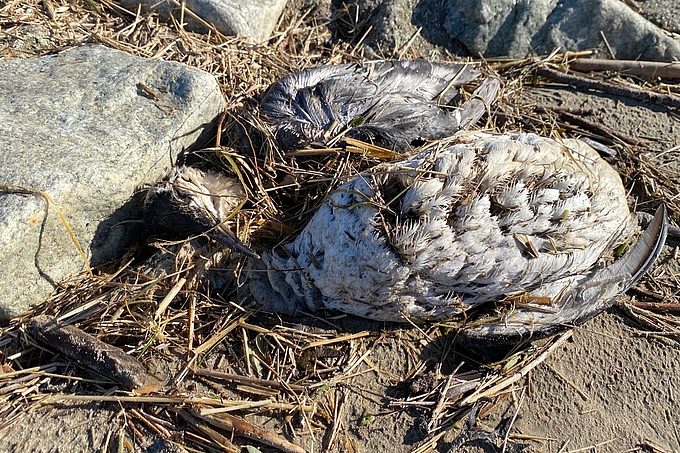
457, 204, 668, 350
259, 60, 488, 151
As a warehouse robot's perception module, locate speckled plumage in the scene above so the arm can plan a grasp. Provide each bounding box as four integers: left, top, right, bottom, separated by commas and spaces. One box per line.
247, 133, 665, 329
260, 60, 499, 151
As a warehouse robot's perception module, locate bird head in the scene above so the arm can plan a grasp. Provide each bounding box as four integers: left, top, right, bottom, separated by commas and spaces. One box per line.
143, 166, 259, 259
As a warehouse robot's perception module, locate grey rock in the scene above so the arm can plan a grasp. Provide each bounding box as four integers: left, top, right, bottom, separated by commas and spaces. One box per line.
337, 0, 459, 59
348, 0, 680, 61
119, 0, 288, 42
444, 0, 680, 60
0, 45, 225, 321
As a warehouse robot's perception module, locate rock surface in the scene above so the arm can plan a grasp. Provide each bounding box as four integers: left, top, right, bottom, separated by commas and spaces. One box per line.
345, 0, 680, 60
444, 0, 680, 60
0, 45, 225, 321
118, 0, 288, 42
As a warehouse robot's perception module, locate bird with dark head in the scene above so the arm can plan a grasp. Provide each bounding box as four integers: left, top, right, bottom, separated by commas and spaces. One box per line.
143, 166, 259, 259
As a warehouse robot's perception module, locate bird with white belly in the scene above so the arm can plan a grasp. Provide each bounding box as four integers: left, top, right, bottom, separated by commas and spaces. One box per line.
144, 60, 668, 347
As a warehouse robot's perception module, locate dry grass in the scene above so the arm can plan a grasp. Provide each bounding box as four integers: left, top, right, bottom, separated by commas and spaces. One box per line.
1, 0, 680, 451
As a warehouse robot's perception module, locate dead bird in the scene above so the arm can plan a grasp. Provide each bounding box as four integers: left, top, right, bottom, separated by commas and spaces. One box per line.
143, 61, 666, 348
260, 59, 500, 152
143, 166, 259, 259
142, 136, 667, 346
247, 133, 667, 342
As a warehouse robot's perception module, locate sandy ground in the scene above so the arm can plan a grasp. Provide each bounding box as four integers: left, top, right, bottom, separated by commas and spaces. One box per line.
512, 311, 680, 452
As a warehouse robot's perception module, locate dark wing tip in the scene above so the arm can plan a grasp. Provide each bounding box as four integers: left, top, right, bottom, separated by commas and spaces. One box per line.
619, 204, 667, 291
454, 204, 668, 361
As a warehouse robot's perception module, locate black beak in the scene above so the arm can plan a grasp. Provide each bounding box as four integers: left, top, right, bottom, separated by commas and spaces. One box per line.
208, 222, 260, 260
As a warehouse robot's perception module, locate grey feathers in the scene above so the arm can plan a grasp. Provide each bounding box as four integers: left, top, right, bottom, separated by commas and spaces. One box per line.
261, 60, 497, 152
458, 205, 667, 347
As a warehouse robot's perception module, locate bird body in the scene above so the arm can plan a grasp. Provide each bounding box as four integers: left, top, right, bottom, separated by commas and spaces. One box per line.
143, 61, 667, 346
248, 133, 659, 328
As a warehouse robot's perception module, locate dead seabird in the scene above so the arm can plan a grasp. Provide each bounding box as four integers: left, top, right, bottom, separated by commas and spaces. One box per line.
143, 61, 667, 347
143, 135, 666, 343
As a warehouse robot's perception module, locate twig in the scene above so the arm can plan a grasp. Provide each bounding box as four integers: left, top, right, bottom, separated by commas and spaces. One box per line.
177, 410, 240, 453
640, 438, 673, 453
194, 369, 306, 392
535, 107, 647, 146
567, 438, 616, 452
599, 31, 616, 59
165, 0, 227, 38
127, 419, 146, 444
322, 388, 345, 452
0, 184, 92, 277
509, 433, 558, 441
199, 400, 283, 415
302, 331, 370, 349
536, 66, 680, 109
193, 316, 247, 356
187, 295, 196, 353
129, 408, 172, 438
350, 24, 373, 56
397, 26, 422, 59
102, 429, 113, 453
545, 364, 589, 401
557, 440, 570, 453
428, 373, 455, 432
619, 302, 680, 341
0, 363, 64, 379
461, 330, 573, 405
570, 58, 680, 79
50, 394, 315, 411
620, 0, 642, 12
188, 407, 308, 453
28, 315, 159, 393
501, 387, 526, 453
629, 300, 680, 312
154, 277, 187, 320
409, 431, 448, 453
